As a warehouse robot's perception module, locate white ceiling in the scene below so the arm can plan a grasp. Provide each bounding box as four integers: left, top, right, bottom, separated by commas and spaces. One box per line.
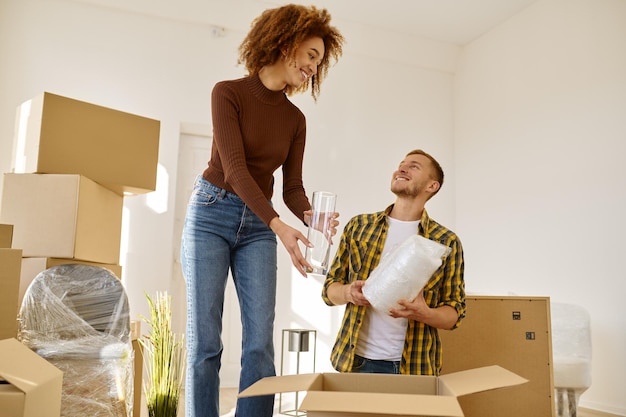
72, 0, 540, 45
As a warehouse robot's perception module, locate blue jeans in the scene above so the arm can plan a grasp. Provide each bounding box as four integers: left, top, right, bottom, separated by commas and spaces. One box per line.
351, 354, 401, 374
181, 177, 277, 417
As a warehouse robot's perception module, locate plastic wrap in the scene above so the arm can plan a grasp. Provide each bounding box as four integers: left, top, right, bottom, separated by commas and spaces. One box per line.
17, 264, 133, 417
551, 302, 592, 387
551, 302, 592, 417
362, 234, 451, 311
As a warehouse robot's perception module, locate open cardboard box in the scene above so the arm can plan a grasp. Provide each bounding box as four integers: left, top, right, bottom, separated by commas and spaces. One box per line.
239, 365, 527, 417
0, 338, 63, 417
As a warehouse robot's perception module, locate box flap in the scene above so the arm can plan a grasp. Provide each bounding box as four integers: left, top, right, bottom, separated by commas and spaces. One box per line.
439, 365, 527, 397
301, 391, 464, 417
0, 339, 63, 417
0, 339, 63, 393
239, 373, 323, 397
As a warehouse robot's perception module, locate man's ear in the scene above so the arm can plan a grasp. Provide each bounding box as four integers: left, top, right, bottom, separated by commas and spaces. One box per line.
427, 180, 441, 194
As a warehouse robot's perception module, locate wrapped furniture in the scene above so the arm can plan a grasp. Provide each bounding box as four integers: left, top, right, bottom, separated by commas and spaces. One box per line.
18, 264, 133, 417
551, 302, 592, 417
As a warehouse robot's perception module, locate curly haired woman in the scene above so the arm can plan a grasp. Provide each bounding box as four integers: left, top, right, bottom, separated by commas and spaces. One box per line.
180, 4, 344, 417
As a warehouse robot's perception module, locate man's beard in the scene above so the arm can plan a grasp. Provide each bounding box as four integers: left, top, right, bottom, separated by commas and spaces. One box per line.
391, 184, 421, 198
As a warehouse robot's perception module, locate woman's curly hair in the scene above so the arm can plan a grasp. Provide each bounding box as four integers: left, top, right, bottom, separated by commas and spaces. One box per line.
238, 4, 344, 101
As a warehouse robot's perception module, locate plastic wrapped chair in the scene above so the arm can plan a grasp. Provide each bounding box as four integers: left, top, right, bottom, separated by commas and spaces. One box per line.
17, 264, 133, 417
551, 302, 592, 417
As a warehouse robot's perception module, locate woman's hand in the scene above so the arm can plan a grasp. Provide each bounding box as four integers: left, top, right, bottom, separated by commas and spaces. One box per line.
270, 217, 311, 277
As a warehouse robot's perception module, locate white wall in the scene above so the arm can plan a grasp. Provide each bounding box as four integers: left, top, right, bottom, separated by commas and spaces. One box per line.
1, 0, 624, 415
455, 0, 626, 414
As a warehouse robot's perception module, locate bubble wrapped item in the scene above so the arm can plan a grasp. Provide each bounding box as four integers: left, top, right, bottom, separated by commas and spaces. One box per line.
551, 302, 592, 417
17, 264, 133, 417
362, 234, 451, 311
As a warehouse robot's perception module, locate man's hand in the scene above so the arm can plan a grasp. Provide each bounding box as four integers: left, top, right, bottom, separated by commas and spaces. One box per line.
389, 291, 431, 321
389, 291, 458, 330
343, 281, 371, 306
326, 281, 370, 306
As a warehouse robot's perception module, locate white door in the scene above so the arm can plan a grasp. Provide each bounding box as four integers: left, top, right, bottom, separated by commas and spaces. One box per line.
173, 127, 242, 388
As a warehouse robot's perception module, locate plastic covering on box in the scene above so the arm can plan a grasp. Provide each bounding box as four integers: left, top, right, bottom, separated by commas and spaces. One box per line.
551, 302, 592, 417
362, 234, 451, 311
17, 264, 133, 417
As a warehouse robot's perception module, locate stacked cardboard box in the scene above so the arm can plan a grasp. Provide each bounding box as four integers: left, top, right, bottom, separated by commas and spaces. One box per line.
0, 224, 21, 341
0, 92, 160, 417
3, 91, 160, 286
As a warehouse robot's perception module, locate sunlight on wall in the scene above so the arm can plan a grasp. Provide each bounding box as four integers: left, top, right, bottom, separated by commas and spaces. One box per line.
119, 206, 130, 270
12, 99, 30, 172
283, 266, 335, 374
145, 163, 169, 214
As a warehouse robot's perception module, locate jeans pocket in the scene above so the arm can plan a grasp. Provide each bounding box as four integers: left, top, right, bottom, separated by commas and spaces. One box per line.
351, 355, 366, 371
189, 187, 219, 207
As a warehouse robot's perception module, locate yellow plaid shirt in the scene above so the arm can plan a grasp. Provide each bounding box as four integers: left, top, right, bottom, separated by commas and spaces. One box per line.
322, 205, 465, 375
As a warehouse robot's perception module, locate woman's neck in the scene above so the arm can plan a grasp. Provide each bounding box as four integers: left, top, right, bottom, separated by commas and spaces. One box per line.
258, 65, 287, 92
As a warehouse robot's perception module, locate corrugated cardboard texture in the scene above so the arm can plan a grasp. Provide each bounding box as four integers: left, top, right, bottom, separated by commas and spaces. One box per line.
0, 174, 123, 263
440, 296, 555, 417
15, 92, 160, 195
0, 249, 22, 340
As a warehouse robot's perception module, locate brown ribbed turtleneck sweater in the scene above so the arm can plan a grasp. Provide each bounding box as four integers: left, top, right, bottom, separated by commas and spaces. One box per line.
203, 74, 311, 226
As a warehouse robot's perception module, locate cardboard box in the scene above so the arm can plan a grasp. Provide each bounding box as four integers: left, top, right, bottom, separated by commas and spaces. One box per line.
18, 257, 122, 308
131, 320, 143, 417
12, 91, 160, 195
0, 224, 13, 248
0, 174, 123, 264
0, 249, 22, 340
440, 296, 555, 417
0, 338, 63, 417
239, 365, 527, 416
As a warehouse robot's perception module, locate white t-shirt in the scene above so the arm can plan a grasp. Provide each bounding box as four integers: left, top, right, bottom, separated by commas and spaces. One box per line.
355, 217, 419, 361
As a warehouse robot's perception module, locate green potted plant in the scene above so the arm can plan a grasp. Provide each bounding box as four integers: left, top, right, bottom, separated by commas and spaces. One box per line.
140, 292, 186, 417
